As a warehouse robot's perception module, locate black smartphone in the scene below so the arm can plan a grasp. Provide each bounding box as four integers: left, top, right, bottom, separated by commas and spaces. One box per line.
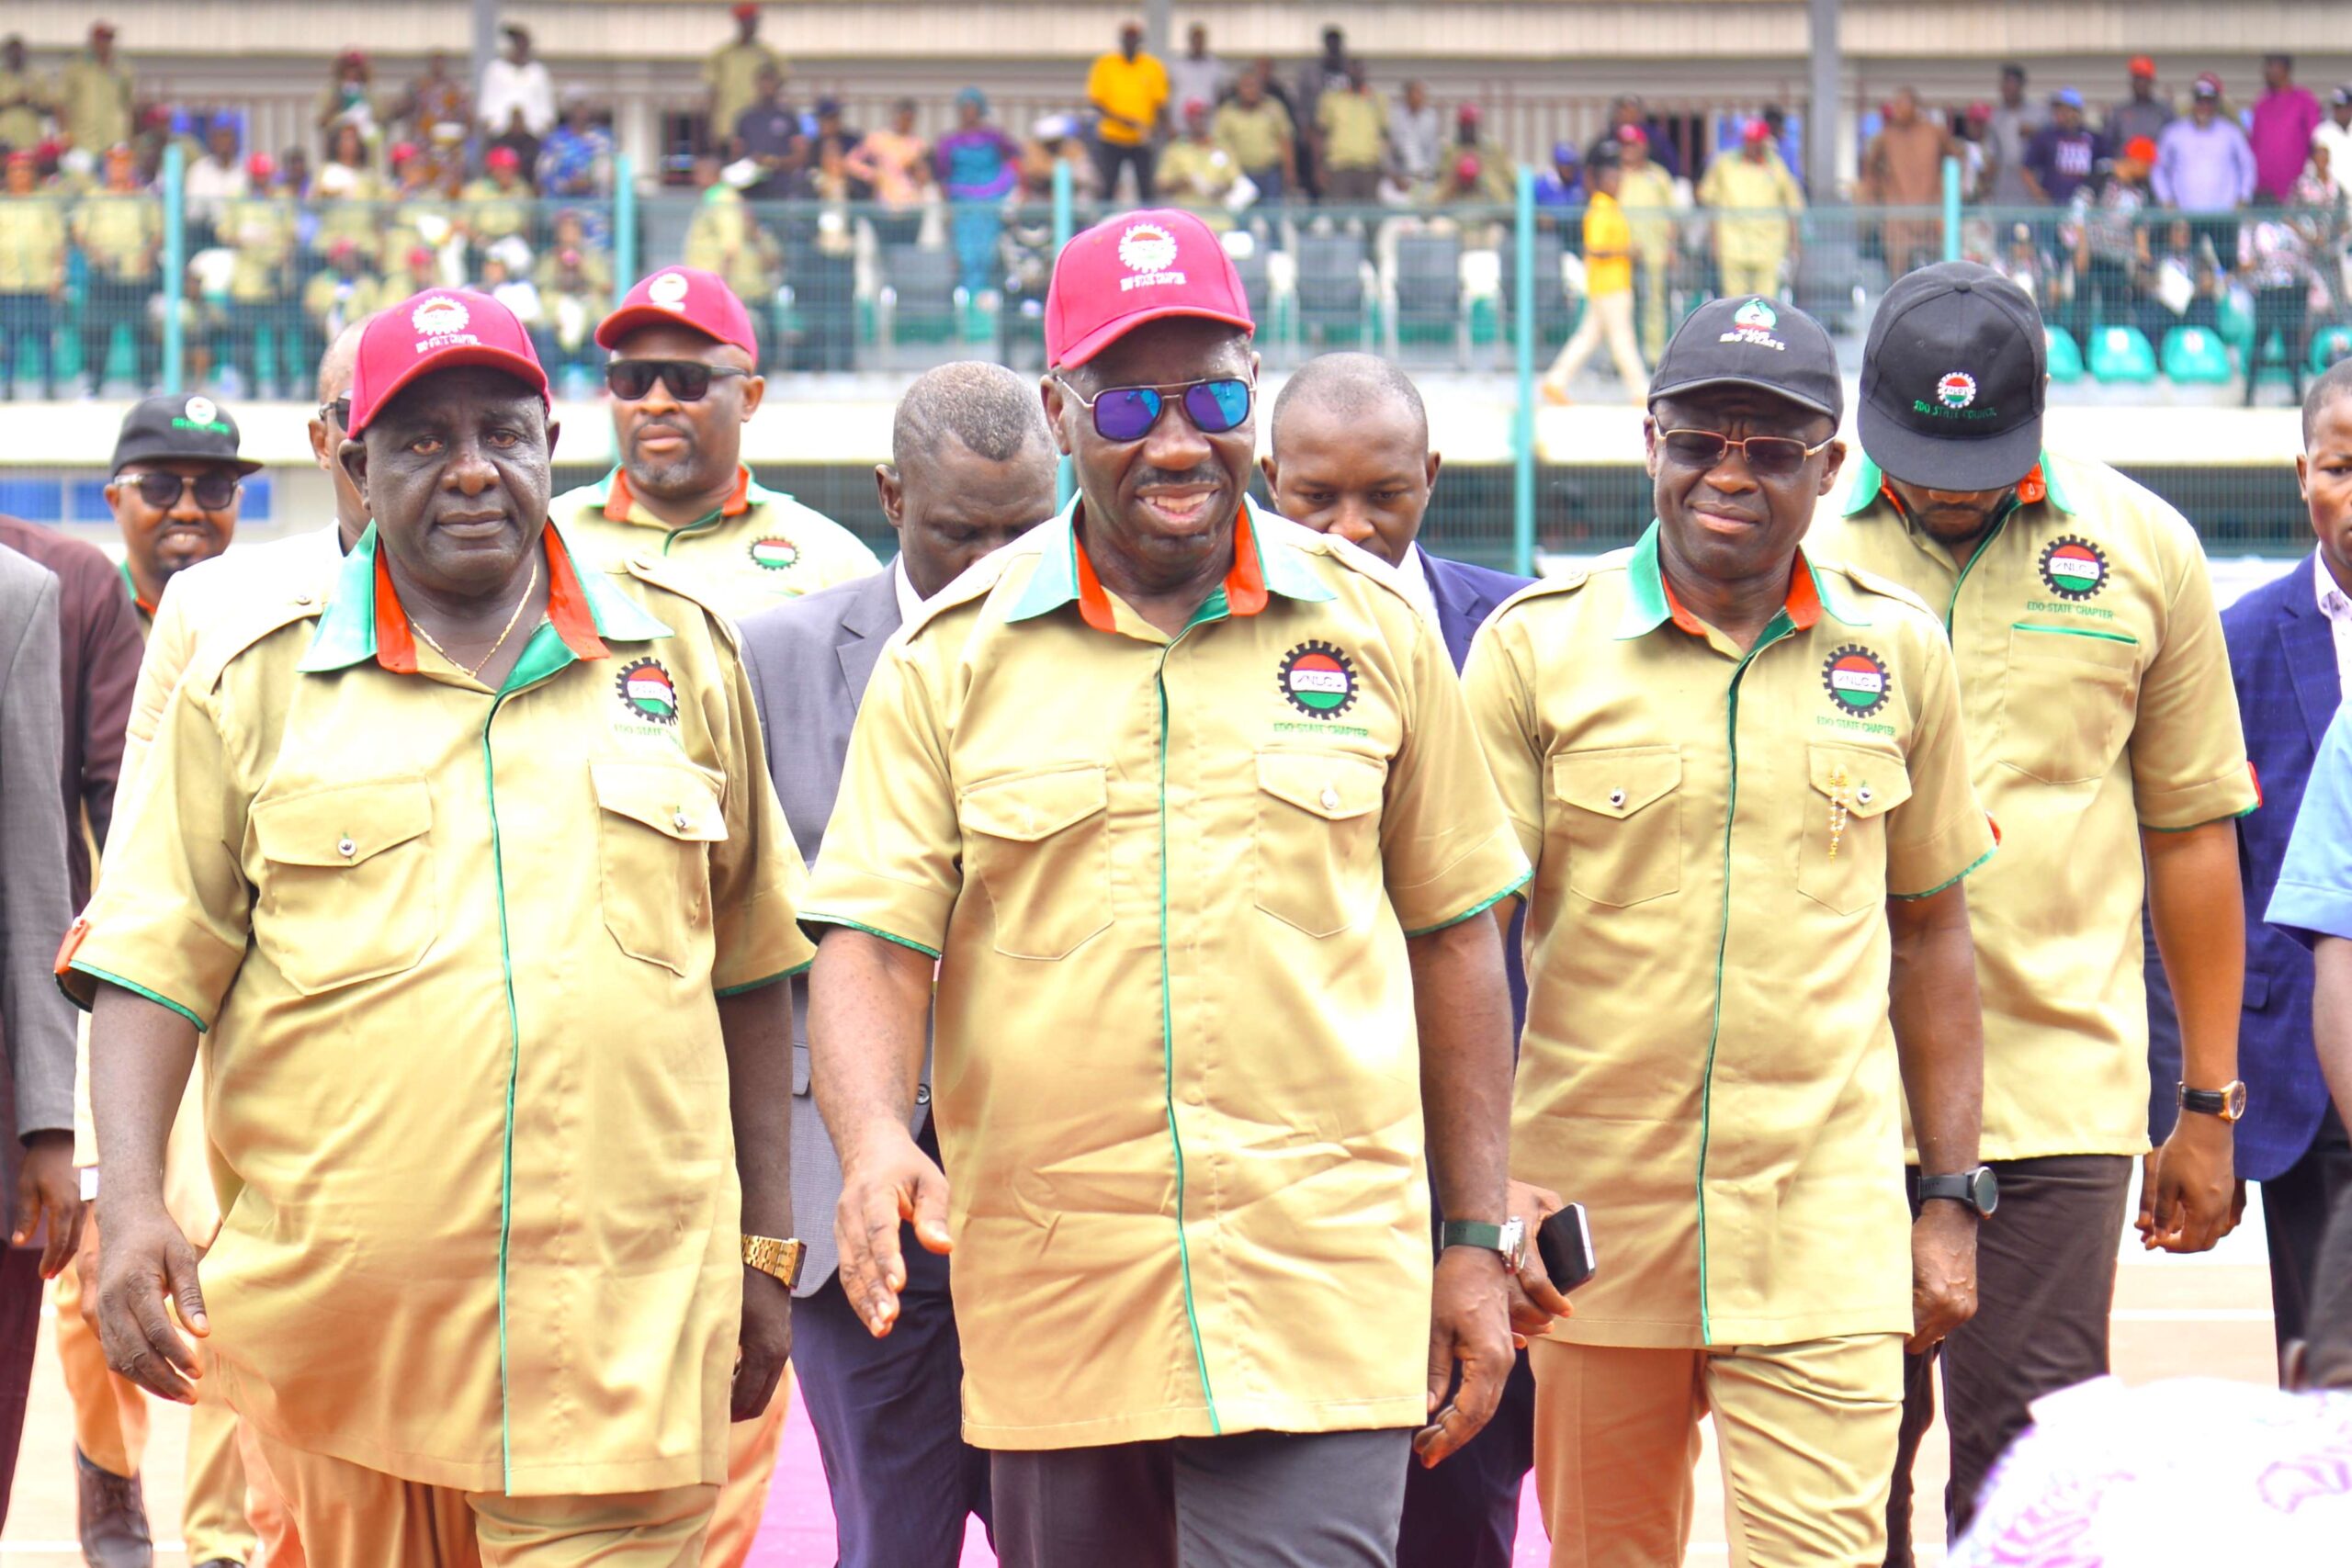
1535, 1202, 1597, 1292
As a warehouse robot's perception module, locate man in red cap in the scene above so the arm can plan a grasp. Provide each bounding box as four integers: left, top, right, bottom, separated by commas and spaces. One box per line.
553, 266, 878, 618
803, 205, 1527, 1564
2106, 55, 2175, 151
69, 288, 813, 1565
707, 4, 784, 162
1698, 118, 1805, 302
59, 23, 132, 160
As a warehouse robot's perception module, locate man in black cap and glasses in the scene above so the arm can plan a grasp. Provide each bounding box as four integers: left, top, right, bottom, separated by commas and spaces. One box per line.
104, 393, 259, 633
1466, 294, 1995, 1567
1812, 260, 2257, 1559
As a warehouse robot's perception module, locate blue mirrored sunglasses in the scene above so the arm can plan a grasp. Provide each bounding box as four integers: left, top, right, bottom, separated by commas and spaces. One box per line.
1059, 376, 1253, 442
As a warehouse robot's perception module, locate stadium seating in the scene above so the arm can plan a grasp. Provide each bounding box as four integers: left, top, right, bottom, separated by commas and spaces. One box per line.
1389, 233, 1465, 365
2312, 324, 2352, 375
1295, 233, 1373, 352
2159, 325, 2233, 386
2044, 326, 2085, 384
2088, 324, 2158, 385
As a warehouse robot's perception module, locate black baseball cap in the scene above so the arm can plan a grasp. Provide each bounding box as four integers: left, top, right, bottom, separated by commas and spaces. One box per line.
1647, 294, 1843, 423
109, 392, 263, 477
1859, 261, 2044, 491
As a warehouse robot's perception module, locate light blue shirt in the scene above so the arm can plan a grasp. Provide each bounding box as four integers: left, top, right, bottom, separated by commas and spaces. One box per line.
2267, 701, 2352, 946
2152, 116, 2256, 211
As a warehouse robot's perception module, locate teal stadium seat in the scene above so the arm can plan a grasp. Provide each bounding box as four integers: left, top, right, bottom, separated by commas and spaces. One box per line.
2312, 324, 2352, 374
2044, 326, 2085, 384
2088, 324, 2158, 384
2159, 325, 2233, 385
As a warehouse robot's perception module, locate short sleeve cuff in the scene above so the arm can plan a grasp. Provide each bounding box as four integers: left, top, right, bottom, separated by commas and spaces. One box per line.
801, 914, 944, 962
1888, 811, 2000, 901
59, 909, 238, 1029
2135, 767, 2261, 833
800, 866, 954, 961
1387, 824, 1534, 937
712, 883, 820, 994
2267, 879, 2352, 950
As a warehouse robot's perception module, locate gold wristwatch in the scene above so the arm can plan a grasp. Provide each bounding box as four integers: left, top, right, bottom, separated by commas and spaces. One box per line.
741, 1235, 806, 1288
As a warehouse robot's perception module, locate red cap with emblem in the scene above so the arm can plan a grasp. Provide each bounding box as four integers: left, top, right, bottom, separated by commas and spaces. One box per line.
1044, 207, 1253, 369
348, 289, 549, 435
595, 265, 760, 357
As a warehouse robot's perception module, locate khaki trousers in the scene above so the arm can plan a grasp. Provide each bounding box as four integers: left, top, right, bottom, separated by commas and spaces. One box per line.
1530, 1334, 1902, 1568
1543, 290, 1646, 400
1634, 255, 1671, 362
255, 1432, 718, 1567
1718, 257, 1784, 301
701, 1383, 788, 1567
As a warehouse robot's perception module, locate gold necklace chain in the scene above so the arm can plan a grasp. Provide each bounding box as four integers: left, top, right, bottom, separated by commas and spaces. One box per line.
413, 557, 540, 681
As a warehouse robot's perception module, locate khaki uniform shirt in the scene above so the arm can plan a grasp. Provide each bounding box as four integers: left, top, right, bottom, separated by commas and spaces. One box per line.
1812, 452, 2257, 1160
59, 56, 132, 153
62, 523, 813, 1495
72, 194, 161, 281
301, 271, 384, 337
705, 40, 786, 149
1619, 164, 1678, 262
220, 197, 292, 303
1316, 90, 1388, 172
459, 179, 533, 246
1212, 99, 1292, 174
0, 197, 67, 293
805, 500, 1530, 1449
554, 466, 879, 621
1464, 525, 1995, 1348
681, 186, 772, 305
0, 70, 47, 152
1697, 152, 1805, 267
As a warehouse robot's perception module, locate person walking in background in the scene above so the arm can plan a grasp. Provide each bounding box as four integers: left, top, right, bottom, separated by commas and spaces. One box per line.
1699, 118, 1804, 299
736, 361, 1056, 1568
2106, 56, 2174, 152
1613, 127, 1678, 362
1541, 146, 1645, 405
2251, 53, 2325, 205
1085, 21, 1166, 203
935, 89, 1019, 299
706, 3, 783, 159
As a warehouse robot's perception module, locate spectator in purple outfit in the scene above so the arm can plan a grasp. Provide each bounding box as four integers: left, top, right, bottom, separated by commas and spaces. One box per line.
2022, 88, 2103, 204
2155, 73, 2256, 260
2251, 52, 2325, 203
935, 87, 1019, 299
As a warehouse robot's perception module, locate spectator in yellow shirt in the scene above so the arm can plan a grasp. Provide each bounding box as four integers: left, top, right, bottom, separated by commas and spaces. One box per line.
1542, 148, 1647, 405
1086, 22, 1167, 200
1213, 69, 1297, 202
58, 23, 131, 158
1614, 126, 1680, 361
1315, 60, 1388, 203
1158, 99, 1238, 228
1699, 119, 1806, 299
0, 150, 66, 399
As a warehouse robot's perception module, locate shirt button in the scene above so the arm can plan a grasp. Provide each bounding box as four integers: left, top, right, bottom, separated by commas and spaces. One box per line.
1319, 786, 1340, 812
1609, 788, 1627, 809
914, 1085, 932, 1107
1183, 1085, 1205, 1106
294, 593, 315, 607
673, 810, 690, 830
1857, 785, 1874, 806
335, 836, 356, 858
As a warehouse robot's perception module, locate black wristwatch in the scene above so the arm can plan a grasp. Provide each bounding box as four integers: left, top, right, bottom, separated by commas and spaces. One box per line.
2178, 1080, 2247, 1123
1918, 1166, 1999, 1218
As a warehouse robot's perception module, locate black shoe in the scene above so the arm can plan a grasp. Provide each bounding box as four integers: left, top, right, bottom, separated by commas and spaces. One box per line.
74, 1447, 153, 1568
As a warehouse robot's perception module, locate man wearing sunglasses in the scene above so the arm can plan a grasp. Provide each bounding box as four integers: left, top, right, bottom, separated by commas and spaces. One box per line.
1810, 263, 2256, 1559
104, 394, 259, 632
556, 266, 878, 619
1464, 295, 1996, 1567
804, 207, 1528, 1566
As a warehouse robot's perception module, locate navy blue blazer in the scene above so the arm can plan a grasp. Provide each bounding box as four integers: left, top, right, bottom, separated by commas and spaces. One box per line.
1422, 549, 1536, 1031
2148, 553, 2336, 1181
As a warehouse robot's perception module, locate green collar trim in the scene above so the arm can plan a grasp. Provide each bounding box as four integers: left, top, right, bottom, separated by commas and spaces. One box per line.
1004, 496, 1332, 625
298, 522, 670, 675
1840, 450, 2074, 518
1611, 520, 1848, 639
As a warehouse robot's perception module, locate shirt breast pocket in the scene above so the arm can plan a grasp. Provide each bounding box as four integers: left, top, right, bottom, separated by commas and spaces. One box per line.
1996, 624, 2142, 785
959, 766, 1112, 961
1252, 750, 1386, 938
1550, 748, 1681, 908
590, 761, 729, 976
1796, 744, 1914, 916
249, 777, 437, 996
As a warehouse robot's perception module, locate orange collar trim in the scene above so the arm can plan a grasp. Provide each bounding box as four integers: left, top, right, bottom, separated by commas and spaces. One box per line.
374, 528, 607, 675
1658, 555, 1821, 638
1877, 462, 2047, 515
602, 464, 754, 525
1070, 503, 1269, 634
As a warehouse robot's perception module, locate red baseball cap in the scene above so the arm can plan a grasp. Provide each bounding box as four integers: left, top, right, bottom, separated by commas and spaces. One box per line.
486, 144, 520, 170
2129, 55, 2156, 78
595, 265, 760, 357
1044, 208, 1253, 369
1741, 118, 1771, 143
347, 289, 548, 435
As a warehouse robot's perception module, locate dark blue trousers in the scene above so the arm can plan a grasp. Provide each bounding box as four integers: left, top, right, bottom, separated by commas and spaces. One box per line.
1396, 1347, 1535, 1568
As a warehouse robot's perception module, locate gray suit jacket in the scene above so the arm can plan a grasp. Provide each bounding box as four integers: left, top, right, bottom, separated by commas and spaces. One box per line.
0, 545, 78, 1198
739, 568, 927, 1297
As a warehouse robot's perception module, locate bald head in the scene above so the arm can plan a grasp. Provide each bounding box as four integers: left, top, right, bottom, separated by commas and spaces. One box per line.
317, 315, 370, 405
312, 315, 375, 547
1263, 354, 1439, 568
881, 362, 1057, 599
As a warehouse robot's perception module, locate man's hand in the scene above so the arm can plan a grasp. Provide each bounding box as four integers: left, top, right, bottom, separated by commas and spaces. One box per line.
1415, 1246, 1513, 1469
2138, 1112, 2237, 1252
732, 1266, 792, 1422
1502, 1179, 1575, 1344
834, 1124, 950, 1338
1907, 1200, 1980, 1354
13, 1132, 85, 1279
92, 1200, 205, 1403
74, 1218, 102, 1335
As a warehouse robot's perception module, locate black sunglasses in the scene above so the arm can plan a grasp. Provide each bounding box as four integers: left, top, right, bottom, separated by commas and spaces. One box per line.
320, 396, 350, 431
124, 472, 240, 511
605, 360, 752, 403
1055, 376, 1253, 442
1656, 428, 1834, 480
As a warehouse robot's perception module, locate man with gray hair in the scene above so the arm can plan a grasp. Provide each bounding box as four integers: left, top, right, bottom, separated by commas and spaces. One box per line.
734, 360, 1057, 1567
